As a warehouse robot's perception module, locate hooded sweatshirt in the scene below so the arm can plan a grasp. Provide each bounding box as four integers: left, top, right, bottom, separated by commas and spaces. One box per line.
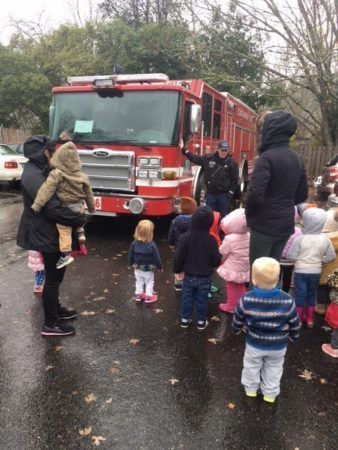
287, 208, 336, 274
217, 208, 250, 283
31, 142, 95, 213
245, 111, 308, 237
17, 135, 84, 253
173, 206, 221, 276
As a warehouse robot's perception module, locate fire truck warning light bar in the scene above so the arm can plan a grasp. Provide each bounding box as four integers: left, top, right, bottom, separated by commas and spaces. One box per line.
67, 73, 169, 86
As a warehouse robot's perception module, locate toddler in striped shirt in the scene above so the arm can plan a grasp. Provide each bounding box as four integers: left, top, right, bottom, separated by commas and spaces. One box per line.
233, 257, 300, 403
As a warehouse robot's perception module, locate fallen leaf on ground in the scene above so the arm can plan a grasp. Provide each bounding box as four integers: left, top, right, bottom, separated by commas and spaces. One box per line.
103, 289, 109, 293
79, 426, 92, 436
320, 378, 327, 384
114, 282, 118, 285
80, 310, 96, 316
318, 411, 327, 417
84, 393, 97, 403
105, 309, 116, 314
211, 315, 221, 322
92, 296, 105, 302
208, 338, 218, 345
110, 367, 120, 375
321, 326, 331, 331
298, 369, 315, 381
154, 308, 163, 314
116, 253, 122, 257
72, 391, 79, 395
92, 436, 106, 446
169, 378, 179, 385
129, 338, 140, 346
166, 280, 170, 284
54, 346, 64, 352
45, 365, 54, 371
112, 273, 120, 276
113, 360, 120, 365
105, 398, 113, 404
227, 403, 236, 410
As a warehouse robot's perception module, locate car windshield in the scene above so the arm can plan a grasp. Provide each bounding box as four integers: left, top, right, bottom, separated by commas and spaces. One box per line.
0, 145, 17, 156
51, 91, 181, 146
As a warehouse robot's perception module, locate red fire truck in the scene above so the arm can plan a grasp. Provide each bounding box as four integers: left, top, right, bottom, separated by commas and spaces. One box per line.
50, 73, 256, 216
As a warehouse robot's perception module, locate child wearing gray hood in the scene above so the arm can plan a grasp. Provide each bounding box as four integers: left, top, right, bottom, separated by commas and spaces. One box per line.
287, 208, 335, 327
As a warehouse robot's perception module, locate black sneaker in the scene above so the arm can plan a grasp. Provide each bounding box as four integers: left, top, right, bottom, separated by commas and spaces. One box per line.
180, 318, 192, 329
41, 322, 75, 336
58, 306, 77, 320
197, 320, 209, 331
174, 284, 182, 292
56, 253, 74, 269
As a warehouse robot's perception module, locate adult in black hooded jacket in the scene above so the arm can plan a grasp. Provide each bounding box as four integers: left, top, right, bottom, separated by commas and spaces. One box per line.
245, 111, 308, 267
17, 136, 84, 336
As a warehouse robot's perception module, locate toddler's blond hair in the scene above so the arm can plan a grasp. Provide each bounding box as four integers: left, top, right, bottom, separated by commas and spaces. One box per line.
252, 257, 280, 290
134, 220, 154, 243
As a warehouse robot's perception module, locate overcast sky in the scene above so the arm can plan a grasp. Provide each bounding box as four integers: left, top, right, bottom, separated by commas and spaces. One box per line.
0, 0, 102, 44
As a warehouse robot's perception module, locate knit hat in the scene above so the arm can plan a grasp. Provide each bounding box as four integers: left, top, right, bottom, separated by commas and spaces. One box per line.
180, 196, 197, 215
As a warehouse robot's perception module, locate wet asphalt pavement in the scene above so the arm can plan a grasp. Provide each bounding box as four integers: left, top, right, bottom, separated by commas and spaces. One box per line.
0, 189, 337, 450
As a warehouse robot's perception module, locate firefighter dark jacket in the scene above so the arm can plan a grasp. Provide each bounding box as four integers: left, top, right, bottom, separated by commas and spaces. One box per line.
31, 142, 95, 213
182, 148, 239, 195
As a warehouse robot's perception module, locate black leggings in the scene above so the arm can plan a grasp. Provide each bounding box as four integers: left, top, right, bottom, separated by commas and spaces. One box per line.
42, 252, 66, 326
280, 265, 293, 293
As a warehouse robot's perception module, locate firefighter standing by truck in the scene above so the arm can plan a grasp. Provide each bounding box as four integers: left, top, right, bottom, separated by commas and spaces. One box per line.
181, 138, 239, 218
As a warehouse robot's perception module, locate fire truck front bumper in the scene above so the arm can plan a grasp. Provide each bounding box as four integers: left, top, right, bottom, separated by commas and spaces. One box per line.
88, 193, 178, 217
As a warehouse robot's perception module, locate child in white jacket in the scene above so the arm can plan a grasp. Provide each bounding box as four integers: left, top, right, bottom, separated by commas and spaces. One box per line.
287, 208, 335, 327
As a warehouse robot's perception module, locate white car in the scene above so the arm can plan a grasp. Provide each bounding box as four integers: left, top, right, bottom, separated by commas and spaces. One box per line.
0, 144, 27, 182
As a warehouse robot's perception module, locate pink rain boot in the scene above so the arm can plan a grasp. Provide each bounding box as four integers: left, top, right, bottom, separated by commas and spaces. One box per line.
306, 306, 315, 328
219, 282, 238, 314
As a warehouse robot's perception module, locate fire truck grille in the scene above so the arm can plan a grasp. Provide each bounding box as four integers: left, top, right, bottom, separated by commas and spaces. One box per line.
78, 149, 135, 192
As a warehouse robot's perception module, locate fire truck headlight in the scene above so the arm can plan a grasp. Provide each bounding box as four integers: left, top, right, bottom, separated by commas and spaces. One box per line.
148, 170, 161, 179
149, 158, 160, 166
139, 157, 149, 166
137, 169, 148, 178
129, 198, 145, 214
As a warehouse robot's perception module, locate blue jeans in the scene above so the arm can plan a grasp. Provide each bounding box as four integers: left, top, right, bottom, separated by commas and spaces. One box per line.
206, 193, 229, 218
294, 273, 320, 307
181, 275, 211, 322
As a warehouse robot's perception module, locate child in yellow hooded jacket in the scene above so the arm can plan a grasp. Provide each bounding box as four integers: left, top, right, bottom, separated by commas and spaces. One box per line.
32, 141, 95, 268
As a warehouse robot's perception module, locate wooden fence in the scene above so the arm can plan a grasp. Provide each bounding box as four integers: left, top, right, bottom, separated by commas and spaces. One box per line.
0, 127, 32, 144
296, 145, 337, 179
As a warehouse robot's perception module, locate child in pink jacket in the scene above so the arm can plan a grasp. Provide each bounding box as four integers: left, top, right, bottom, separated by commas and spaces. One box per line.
217, 208, 250, 313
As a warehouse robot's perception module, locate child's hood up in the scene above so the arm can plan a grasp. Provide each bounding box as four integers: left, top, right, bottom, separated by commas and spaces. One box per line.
191, 205, 214, 231
51, 141, 81, 174
302, 208, 327, 234
220, 208, 247, 235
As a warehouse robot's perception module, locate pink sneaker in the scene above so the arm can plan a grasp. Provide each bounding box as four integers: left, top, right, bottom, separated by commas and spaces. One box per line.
219, 302, 234, 314
322, 343, 338, 358
144, 294, 158, 303
134, 294, 144, 302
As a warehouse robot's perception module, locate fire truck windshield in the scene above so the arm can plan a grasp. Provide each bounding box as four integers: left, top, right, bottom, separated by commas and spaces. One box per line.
51, 91, 181, 146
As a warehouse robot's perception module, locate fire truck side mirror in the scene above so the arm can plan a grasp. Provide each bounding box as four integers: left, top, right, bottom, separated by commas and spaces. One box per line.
190, 104, 201, 134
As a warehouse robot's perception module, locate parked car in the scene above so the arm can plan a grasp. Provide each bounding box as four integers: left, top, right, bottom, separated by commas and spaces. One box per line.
6, 143, 24, 155
0, 144, 27, 183
316, 154, 338, 200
